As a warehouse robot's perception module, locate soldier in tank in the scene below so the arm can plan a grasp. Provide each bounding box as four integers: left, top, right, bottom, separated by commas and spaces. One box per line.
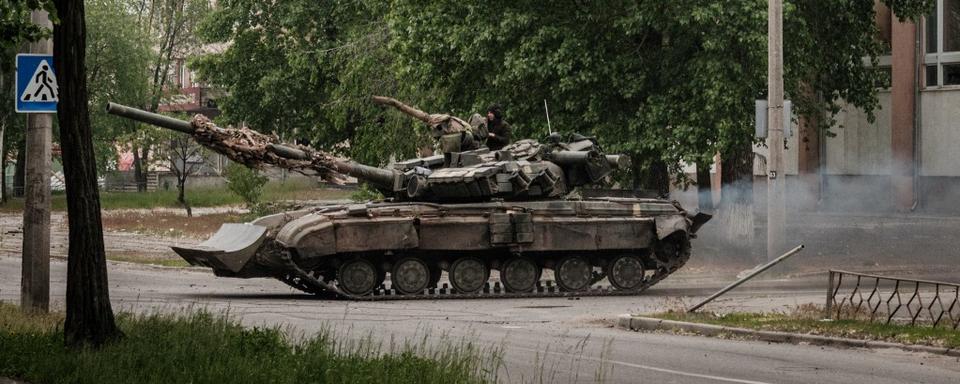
484, 104, 512, 151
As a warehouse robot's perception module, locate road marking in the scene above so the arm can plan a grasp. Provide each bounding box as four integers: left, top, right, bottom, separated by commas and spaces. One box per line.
513, 346, 773, 384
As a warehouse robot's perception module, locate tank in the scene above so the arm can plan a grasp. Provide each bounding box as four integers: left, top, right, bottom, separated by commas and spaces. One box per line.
105, 101, 710, 299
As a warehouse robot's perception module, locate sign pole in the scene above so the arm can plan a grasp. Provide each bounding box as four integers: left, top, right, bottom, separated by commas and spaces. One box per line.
21, 9, 53, 313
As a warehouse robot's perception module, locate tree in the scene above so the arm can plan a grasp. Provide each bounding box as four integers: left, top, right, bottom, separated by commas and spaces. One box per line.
130, 0, 208, 192
85, 0, 153, 176
195, 1, 931, 205
160, 133, 202, 217
53, 0, 122, 347
191, 0, 425, 165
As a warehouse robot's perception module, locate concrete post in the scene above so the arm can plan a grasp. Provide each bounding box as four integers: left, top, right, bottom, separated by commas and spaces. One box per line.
890, 16, 917, 211
20, 9, 53, 313
767, 0, 786, 262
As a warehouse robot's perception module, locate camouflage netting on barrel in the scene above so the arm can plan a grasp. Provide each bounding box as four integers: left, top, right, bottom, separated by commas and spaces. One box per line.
189, 114, 346, 184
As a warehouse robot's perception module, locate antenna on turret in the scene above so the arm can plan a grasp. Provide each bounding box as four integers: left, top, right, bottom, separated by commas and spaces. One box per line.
544, 99, 553, 135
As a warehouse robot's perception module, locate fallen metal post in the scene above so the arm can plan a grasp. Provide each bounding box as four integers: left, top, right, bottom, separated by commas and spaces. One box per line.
687, 244, 804, 313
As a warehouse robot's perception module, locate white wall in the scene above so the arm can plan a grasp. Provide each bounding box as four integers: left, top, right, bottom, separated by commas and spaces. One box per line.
823, 92, 892, 175
920, 89, 960, 176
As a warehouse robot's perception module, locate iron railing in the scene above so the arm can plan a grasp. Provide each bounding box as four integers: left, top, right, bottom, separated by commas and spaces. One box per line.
826, 270, 960, 329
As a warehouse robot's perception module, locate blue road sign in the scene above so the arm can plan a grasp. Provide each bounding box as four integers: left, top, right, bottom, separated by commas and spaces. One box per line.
15, 54, 59, 113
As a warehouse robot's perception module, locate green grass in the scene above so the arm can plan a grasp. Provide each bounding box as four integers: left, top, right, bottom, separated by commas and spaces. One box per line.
0, 180, 352, 212
0, 303, 497, 384
652, 304, 960, 349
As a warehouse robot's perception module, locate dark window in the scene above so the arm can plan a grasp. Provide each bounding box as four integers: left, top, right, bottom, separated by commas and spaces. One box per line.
928, 9, 939, 53
946, 0, 960, 52
944, 63, 960, 85
927, 65, 939, 87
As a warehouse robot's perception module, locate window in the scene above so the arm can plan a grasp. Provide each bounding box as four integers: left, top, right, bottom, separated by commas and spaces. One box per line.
926, 0, 960, 86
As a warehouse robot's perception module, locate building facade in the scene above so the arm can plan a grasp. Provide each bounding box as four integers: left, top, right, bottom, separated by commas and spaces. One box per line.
750, 1, 960, 213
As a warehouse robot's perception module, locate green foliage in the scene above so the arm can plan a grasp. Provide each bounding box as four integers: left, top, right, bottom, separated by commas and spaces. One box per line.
224, 162, 268, 213
883, 0, 936, 21
86, 0, 154, 173
0, 303, 495, 384
190, 0, 427, 165
350, 183, 384, 202
0, 0, 55, 59
192, 0, 930, 188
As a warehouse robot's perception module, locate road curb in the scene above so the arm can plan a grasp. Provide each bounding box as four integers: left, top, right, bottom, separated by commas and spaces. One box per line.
617, 315, 960, 357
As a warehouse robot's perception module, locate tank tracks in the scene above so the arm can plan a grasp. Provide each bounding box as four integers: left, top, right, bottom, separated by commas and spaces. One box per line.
275, 237, 692, 301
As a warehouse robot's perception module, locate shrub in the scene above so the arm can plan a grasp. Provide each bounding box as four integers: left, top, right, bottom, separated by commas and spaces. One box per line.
224, 163, 269, 213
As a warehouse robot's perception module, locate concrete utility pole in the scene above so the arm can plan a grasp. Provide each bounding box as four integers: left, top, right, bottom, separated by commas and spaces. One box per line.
21, 9, 53, 313
766, 0, 786, 263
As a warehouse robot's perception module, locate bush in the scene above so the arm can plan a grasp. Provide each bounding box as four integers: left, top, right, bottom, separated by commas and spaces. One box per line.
350, 183, 384, 202
224, 163, 269, 213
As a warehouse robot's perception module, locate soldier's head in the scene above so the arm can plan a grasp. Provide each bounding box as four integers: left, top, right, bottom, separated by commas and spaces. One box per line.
486, 104, 503, 121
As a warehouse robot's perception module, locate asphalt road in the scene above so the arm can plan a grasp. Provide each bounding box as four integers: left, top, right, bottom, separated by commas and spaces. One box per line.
1, 256, 958, 383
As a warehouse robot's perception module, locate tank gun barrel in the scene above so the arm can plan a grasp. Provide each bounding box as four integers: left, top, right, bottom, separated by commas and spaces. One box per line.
371, 96, 432, 123
106, 101, 347, 183
265, 144, 399, 189
105, 102, 194, 133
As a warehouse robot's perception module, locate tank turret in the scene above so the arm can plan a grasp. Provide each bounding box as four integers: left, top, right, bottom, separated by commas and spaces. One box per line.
105, 102, 629, 202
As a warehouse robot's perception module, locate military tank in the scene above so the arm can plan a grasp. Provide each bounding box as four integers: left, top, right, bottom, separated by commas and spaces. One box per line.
105, 100, 710, 300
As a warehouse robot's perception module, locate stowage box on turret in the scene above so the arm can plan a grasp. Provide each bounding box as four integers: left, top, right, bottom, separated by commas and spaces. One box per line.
106, 100, 710, 299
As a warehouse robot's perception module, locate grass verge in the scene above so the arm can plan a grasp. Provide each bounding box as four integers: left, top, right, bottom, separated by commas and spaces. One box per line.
0, 180, 352, 212
0, 302, 496, 384
651, 304, 960, 349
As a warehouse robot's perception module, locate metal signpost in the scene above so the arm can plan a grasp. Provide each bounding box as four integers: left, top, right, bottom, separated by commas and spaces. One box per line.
16, 10, 55, 313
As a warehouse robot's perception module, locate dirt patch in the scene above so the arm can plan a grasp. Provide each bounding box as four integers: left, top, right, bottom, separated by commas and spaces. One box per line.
0, 211, 201, 263
102, 211, 249, 239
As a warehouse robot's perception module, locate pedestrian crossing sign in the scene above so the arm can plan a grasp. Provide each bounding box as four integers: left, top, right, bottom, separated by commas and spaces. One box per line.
15, 54, 59, 113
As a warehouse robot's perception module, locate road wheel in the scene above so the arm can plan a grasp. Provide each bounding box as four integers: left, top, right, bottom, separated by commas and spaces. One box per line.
391, 257, 430, 295
449, 257, 489, 293
606, 255, 645, 291
337, 259, 379, 296
500, 257, 540, 293
555, 256, 592, 292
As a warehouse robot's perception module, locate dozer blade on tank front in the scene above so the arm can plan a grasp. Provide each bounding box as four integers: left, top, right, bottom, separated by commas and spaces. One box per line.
105, 101, 710, 300
171, 223, 266, 275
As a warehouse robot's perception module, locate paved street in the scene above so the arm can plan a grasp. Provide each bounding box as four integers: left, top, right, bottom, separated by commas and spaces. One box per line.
1, 256, 957, 383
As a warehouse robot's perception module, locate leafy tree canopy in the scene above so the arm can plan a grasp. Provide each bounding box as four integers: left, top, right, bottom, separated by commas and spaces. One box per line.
193, 0, 930, 184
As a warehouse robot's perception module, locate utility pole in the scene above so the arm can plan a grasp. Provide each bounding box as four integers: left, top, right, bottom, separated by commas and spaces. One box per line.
767, 0, 786, 263
21, 9, 53, 313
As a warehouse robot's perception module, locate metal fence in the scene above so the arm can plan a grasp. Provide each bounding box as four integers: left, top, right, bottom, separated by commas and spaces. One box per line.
826, 270, 960, 329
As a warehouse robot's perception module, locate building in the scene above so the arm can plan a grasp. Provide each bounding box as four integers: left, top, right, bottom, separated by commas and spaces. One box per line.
747, 1, 960, 214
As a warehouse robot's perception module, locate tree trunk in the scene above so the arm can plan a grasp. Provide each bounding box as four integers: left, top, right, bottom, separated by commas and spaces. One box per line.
132, 145, 144, 192
719, 140, 756, 261
1, 140, 7, 204
696, 160, 713, 212
0, 120, 6, 204
176, 176, 191, 217
645, 159, 670, 198
13, 139, 25, 198
54, 0, 122, 348
139, 146, 151, 190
